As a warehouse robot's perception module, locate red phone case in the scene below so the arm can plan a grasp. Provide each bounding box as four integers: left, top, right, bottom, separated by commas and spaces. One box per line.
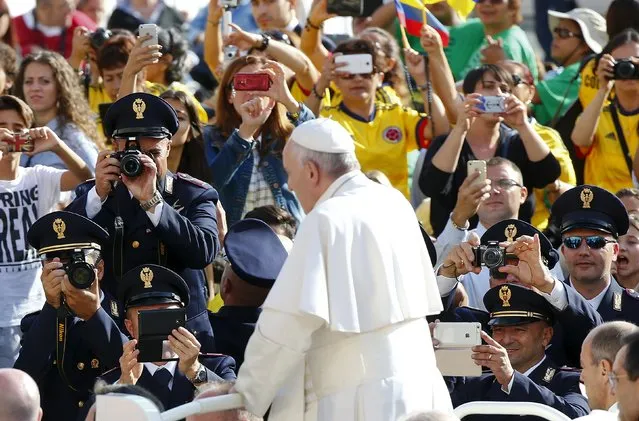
233, 73, 271, 91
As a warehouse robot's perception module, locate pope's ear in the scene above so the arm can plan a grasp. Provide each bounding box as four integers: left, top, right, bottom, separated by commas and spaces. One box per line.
305, 160, 320, 183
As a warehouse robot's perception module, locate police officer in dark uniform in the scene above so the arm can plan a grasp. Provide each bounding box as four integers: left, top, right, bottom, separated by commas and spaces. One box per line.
98, 264, 236, 412
448, 284, 590, 421
65, 93, 218, 350
551, 185, 639, 324
435, 219, 602, 368
14, 211, 128, 421
209, 218, 288, 369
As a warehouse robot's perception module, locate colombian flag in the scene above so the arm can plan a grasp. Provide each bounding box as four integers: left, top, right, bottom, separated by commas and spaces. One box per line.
394, 0, 450, 46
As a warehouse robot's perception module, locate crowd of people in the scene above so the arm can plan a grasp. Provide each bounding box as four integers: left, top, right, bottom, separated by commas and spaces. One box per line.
3, 0, 639, 420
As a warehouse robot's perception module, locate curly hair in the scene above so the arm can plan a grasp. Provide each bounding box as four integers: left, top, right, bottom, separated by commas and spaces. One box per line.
157, 28, 189, 84
14, 51, 102, 149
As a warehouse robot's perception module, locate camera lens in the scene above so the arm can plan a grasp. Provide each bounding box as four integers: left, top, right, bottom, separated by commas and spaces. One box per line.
67, 263, 95, 289
616, 61, 637, 79
121, 154, 143, 177
482, 248, 504, 268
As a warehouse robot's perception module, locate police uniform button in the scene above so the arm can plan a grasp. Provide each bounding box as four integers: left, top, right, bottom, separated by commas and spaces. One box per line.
132, 241, 140, 249
78, 401, 84, 408
263, 161, 269, 167
77, 362, 85, 370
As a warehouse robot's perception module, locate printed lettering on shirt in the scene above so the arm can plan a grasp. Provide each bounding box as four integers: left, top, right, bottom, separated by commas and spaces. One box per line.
0, 186, 40, 272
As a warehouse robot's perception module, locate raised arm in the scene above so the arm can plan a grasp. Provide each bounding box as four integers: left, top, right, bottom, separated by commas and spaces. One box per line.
203, 0, 226, 80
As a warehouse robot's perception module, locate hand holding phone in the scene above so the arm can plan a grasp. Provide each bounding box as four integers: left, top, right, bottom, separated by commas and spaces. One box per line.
433, 322, 482, 377
327, 0, 364, 16
467, 160, 487, 184
137, 308, 186, 362
334, 54, 373, 75
138, 23, 159, 48
233, 73, 272, 91
477, 96, 506, 113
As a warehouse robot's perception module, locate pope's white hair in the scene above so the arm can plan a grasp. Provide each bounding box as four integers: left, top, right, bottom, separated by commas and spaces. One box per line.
288, 141, 360, 178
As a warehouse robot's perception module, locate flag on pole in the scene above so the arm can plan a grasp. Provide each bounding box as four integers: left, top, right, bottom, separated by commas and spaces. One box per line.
423, 0, 476, 20
394, 0, 450, 46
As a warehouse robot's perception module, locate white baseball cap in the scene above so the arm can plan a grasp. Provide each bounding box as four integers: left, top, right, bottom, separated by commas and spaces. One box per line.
548, 8, 608, 54
289, 118, 355, 154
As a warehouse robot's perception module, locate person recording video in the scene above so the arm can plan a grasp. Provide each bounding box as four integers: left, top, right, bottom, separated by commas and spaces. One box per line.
97, 264, 236, 412
65, 92, 219, 351
14, 211, 127, 421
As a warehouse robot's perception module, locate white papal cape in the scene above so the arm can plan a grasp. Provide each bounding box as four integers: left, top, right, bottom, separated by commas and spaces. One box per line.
235, 171, 453, 421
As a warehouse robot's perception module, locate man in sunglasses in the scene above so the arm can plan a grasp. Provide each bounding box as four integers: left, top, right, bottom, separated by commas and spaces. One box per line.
435, 218, 602, 368
532, 8, 607, 126
550, 185, 639, 325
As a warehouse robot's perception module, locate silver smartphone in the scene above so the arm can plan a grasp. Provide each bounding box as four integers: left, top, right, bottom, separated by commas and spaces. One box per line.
334, 54, 373, 74
138, 23, 158, 48
467, 159, 487, 184
433, 322, 482, 377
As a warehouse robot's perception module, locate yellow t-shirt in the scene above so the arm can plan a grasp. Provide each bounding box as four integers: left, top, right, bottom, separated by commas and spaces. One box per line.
579, 57, 612, 108
330, 84, 403, 107
320, 102, 429, 197
290, 80, 331, 108
581, 104, 639, 193
531, 121, 576, 230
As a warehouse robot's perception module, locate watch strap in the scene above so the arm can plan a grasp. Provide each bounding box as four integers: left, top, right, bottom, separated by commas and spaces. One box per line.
140, 191, 163, 211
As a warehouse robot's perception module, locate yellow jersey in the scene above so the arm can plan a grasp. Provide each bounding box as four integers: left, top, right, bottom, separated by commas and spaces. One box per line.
579, 57, 612, 108
581, 104, 639, 193
530, 120, 576, 230
320, 102, 429, 197
330, 84, 403, 107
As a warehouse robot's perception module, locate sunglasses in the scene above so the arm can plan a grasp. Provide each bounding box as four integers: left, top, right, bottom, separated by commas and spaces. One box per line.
339, 73, 374, 80
553, 27, 583, 40
562, 236, 616, 250
512, 74, 532, 86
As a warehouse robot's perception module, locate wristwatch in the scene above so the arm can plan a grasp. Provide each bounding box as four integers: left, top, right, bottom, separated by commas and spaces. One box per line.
287, 101, 303, 121
188, 363, 208, 387
140, 191, 163, 211
450, 215, 469, 231
255, 33, 270, 51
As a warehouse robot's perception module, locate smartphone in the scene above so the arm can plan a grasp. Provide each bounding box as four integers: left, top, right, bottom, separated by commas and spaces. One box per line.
433, 322, 482, 377
467, 160, 487, 184
334, 54, 373, 75
137, 308, 186, 362
138, 23, 159, 48
221, 0, 239, 6
327, 0, 364, 16
5, 131, 34, 153
477, 95, 506, 113
233, 73, 271, 91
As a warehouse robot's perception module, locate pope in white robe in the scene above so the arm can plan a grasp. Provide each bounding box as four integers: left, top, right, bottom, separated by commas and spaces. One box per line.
234, 118, 453, 421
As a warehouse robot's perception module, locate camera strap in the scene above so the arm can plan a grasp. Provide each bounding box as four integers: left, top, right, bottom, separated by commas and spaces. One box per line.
113, 185, 125, 282
55, 303, 79, 392
609, 102, 634, 177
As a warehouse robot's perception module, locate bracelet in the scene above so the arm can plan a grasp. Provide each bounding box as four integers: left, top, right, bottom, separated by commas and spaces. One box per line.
140, 191, 163, 211
305, 19, 323, 30
450, 215, 469, 231
312, 84, 325, 99
255, 33, 270, 51
287, 101, 303, 121
207, 20, 219, 26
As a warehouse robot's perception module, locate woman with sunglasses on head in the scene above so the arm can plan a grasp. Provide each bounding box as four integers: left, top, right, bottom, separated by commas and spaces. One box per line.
419, 64, 561, 236
572, 29, 639, 194
319, 39, 449, 199
499, 60, 576, 230
15, 51, 101, 174
445, 0, 538, 82
203, 55, 314, 227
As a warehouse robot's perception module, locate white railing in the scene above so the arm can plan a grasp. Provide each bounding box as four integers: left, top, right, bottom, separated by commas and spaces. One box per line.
454, 401, 572, 421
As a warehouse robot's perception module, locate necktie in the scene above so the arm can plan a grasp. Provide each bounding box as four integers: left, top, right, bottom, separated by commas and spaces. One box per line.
150, 367, 172, 405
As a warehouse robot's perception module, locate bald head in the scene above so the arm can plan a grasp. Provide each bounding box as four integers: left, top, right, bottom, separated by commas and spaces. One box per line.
187, 381, 261, 421
0, 369, 42, 421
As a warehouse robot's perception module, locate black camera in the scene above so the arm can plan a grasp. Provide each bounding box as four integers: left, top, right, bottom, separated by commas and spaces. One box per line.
112, 149, 143, 177
63, 251, 96, 289
473, 241, 518, 279
613, 59, 639, 80
89, 28, 112, 50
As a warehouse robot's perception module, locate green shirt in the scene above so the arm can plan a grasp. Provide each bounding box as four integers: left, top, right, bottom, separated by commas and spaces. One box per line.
445, 19, 539, 82
533, 61, 581, 126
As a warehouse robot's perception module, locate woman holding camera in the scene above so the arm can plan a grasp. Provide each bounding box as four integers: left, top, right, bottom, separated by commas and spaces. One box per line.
15, 51, 101, 174
572, 29, 639, 193
0, 95, 93, 368
203, 55, 314, 226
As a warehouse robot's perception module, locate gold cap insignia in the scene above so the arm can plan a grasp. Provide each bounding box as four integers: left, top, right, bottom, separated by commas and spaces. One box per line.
499, 285, 512, 307
140, 267, 154, 289
91, 358, 99, 369
52, 218, 66, 240
505, 224, 517, 242
613, 292, 622, 312
133, 98, 146, 120
580, 187, 593, 209
543, 367, 556, 383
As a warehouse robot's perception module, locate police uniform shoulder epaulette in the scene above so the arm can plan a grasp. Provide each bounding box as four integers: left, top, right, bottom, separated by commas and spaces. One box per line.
19, 310, 42, 334
176, 173, 210, 189
74, 179, 97, 197
624, 288, 639, 300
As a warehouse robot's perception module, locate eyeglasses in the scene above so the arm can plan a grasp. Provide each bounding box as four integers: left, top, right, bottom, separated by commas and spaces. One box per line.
608, 373, 629, 388
553, 27, 583, 40
512, 74, 532, 86
562, 236, 616, 250
489, 178, 523, 190
474, 0, 507, 4
339, 73, 374, 80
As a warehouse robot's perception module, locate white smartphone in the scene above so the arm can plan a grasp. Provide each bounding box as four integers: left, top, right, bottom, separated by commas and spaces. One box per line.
138, 23, 159, 48
467, 159, 487, 184
334, 54, 373, 75
433, 322, 482, 377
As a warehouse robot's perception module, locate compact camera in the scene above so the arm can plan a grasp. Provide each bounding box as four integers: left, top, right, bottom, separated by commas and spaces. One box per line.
112, 149, 144, 177
473, 241, 518, 279
4, 131, 34, 153
63, 251, 96, 289
221, 0, 239, 7
477, 96, 506, 113
613, 59, 639, 80
89, 28, 112, 50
